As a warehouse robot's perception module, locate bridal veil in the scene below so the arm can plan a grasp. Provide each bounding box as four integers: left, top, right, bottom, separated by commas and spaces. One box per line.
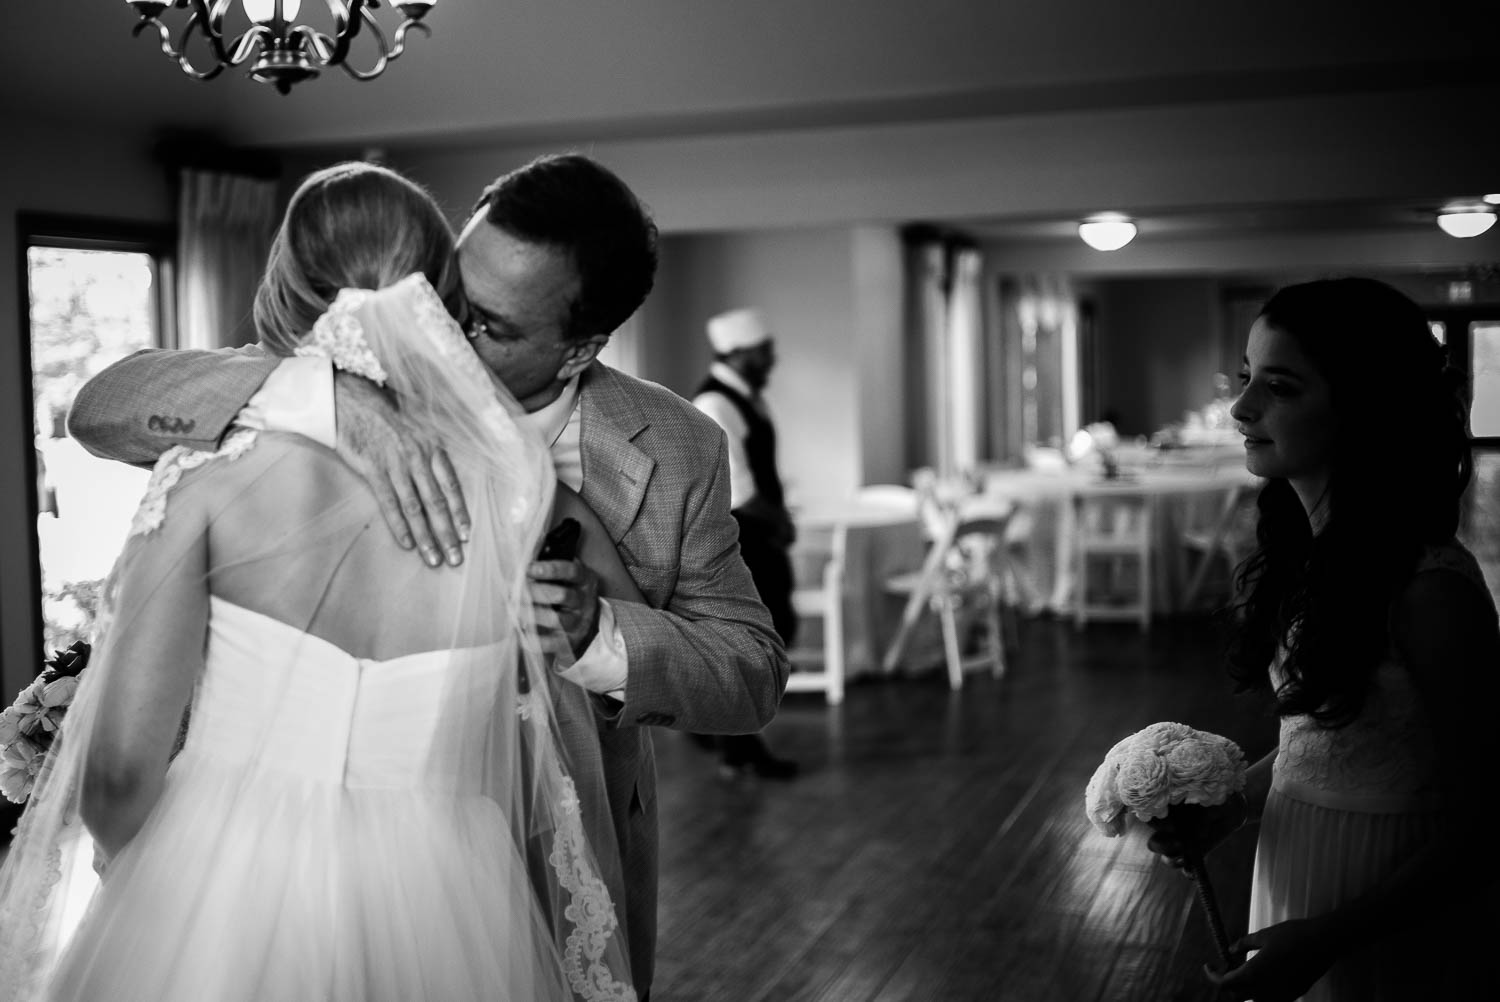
0, 274, 635, 1001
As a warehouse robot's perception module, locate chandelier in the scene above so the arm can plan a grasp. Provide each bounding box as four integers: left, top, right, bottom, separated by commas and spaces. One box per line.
126, 1, 436, 94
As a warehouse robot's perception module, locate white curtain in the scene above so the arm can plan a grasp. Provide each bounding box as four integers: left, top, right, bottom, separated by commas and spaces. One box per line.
1006, 274, 1081, 450
177, 170, 278, 350
945, 248, 984, 474
905, 237, 993, 477
915, 243, 950, 476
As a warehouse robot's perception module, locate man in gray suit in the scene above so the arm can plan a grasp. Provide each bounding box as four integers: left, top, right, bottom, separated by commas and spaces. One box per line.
68, 154, 789, 998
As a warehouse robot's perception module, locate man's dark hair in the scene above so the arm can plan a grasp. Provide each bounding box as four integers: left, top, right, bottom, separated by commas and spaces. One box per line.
474, 153, 658, 342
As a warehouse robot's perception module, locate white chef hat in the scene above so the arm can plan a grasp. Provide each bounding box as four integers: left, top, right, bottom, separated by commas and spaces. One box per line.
706, 308, 771, 354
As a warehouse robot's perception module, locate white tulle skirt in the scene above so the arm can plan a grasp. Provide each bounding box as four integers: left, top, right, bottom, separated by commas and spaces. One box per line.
41, 749, 572, 1002
1250, 779, 1488, 1002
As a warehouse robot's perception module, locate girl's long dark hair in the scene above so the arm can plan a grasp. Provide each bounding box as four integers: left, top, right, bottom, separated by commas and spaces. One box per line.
1227, 277, 1472, 726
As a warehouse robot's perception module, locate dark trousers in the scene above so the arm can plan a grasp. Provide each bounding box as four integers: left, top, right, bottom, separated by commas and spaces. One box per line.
704, 512, 796, 766
731, 511, 797, 648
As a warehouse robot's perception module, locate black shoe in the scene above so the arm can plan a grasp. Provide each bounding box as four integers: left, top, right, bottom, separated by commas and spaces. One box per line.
746, 754, 799, 780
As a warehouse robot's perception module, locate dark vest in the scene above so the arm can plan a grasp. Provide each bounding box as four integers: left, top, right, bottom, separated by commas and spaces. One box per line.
696, 374, 785, 511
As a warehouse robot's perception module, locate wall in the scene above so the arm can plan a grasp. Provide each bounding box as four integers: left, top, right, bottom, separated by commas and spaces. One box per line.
0, 121, 175, 698
645, 228, 867, 508
371, 86, 1500, 234
1082, 278, 1225, 437
851, 226, 907, 487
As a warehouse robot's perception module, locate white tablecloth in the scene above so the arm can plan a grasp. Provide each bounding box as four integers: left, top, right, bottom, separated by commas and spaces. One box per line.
790, 459, 1263, 676
978, 460, 1262, 614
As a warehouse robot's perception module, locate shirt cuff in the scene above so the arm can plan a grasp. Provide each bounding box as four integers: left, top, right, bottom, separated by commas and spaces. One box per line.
554, 598, 629, 700
239, 355, 336, 450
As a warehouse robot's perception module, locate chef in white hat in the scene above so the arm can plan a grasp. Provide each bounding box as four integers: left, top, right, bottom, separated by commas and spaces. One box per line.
691, 308, 799, 779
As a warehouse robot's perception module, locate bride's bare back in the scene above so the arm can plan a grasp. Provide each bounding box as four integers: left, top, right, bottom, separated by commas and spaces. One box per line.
203, 432, 521, 661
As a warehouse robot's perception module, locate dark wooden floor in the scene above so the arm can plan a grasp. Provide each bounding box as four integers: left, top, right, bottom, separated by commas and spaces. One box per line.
651, 615, 1276, 1002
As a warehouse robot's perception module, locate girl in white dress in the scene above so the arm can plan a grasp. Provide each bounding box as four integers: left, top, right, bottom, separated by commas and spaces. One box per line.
0, 163, 635, 1002
1151, 277, 1498, 1001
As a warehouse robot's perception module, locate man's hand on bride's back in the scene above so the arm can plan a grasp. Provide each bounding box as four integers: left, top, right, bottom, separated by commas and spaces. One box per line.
333, 372, 470, 568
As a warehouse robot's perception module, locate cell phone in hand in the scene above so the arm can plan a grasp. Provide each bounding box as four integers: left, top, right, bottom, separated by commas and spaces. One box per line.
538, 517, 581, 561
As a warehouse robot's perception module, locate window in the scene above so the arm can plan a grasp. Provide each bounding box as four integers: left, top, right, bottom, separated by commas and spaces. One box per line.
1429, 308, 1500, 446
21, 215, 175, 652
1469, 322, 1500, 440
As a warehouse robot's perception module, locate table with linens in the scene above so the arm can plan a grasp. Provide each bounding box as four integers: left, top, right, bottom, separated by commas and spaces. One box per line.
788, 450, 1260, 680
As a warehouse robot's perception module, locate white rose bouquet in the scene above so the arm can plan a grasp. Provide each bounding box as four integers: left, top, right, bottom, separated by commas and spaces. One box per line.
0, 640, 90, 804
1084, 721, 1246, 967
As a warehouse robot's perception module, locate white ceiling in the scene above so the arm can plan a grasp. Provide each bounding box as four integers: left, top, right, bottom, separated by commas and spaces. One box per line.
2, 1, 1491, 151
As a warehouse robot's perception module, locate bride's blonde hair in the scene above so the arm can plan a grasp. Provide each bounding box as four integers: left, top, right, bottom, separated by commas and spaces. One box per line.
254, 162, 459, 355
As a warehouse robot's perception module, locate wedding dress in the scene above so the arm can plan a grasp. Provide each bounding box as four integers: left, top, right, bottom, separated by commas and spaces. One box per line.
0, 275, 635, 1002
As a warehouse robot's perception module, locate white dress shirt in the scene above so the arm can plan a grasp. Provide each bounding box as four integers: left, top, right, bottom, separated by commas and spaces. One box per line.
692, 361, 760, 510
245, 360, 629, 700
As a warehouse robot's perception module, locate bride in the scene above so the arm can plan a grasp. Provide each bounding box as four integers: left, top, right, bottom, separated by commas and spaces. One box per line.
0, 163, 635, 1001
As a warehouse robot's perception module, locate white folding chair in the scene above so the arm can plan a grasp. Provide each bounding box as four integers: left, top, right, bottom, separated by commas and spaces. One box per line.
1180, 482, 1257, 610
880, 506, 1013, 689
785, 522, 847, 704
1072, 489, 1154, 631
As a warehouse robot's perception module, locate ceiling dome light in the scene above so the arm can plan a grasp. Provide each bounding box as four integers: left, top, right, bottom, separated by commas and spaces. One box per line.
1436, 210, 1497, 239
1484, 193, 1500, 205
1078, 215, 1137, 251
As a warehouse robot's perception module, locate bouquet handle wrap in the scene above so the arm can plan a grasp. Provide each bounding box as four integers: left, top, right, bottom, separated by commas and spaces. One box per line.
1183, 850, 1234, 971
1146, 804, 1239, 973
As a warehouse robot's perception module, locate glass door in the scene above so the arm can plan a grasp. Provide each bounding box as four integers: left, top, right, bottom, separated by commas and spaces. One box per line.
1428, 308, 1500, 605
21, 216, 174, 656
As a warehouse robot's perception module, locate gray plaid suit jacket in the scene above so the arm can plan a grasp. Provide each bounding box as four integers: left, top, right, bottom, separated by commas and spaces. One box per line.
68, 349, 791, 994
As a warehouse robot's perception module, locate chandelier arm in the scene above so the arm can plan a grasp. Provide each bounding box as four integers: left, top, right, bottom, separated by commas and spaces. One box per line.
131, 15, 185, 61
337, 10, 430, 81
334, 11, 389, 81
316, 0, 370, 68
168, 3, 230, 81
294, 25, 334, 64
382, 18, 429, 63
226, 25, 276, 67
198, 0, 236, 64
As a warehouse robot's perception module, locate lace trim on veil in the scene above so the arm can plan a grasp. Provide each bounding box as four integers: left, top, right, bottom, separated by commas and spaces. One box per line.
550, 778, 635, 1002
0, 759, 78, 998
129, 428, 260, 539
294, 289, 390, 384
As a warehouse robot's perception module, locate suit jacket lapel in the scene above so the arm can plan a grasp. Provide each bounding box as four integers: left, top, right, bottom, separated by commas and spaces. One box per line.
578, 363, 655, 545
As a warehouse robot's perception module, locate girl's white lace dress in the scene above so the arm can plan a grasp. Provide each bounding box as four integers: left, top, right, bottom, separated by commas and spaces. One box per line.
1250, 539, 1496, 1001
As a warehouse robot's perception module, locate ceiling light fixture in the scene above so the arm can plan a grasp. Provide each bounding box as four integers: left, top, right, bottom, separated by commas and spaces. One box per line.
1077, 214, 1138, 251
1484, 193, 1500, 206
125, 0, 436, 95
1436, 209, 1497, 239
